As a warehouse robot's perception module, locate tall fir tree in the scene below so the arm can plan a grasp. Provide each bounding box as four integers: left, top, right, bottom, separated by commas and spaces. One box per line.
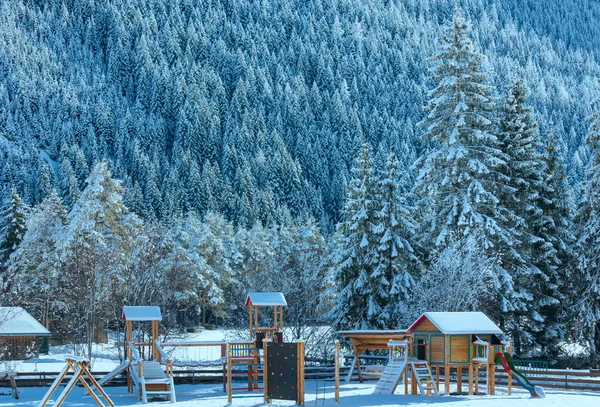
498, 79, 563, 356
414, 10, 519, 330
576, 92, 600, 363
373, 152, 419, 326
330, 142, 383, 329
0, 188, 28, 267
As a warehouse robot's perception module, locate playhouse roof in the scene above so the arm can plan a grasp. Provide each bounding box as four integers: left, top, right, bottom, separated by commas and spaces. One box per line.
122, 306, 162, 322
0, 307, 51, 337
406, 312, 502, 335
245, 292, 287, 307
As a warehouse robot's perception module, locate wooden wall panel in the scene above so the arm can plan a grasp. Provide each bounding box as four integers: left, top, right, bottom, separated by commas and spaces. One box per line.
451, 336, 469, 363
430, 336, 445, 362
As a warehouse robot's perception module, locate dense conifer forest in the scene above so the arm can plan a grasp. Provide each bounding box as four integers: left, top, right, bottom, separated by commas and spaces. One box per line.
1, 0, 600, 366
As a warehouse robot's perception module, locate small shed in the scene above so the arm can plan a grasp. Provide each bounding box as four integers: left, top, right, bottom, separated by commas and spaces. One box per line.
0, 307, 51, 360
245, 292, 287, 341
406, 312, 502, 366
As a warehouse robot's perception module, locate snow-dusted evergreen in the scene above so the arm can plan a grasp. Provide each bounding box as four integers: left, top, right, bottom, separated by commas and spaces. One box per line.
330, 142, 383, 330
414, 10, 519, 323
497, 79, 565, 357
0, 188, 28, 270
576, 92, 600, 362
374, 152, 419, 326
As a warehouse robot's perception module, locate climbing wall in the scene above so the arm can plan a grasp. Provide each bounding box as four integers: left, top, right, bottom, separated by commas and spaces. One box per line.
266, 342, 300, 401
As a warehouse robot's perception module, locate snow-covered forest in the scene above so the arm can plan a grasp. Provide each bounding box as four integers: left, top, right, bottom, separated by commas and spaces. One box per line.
0, 0, 600, 366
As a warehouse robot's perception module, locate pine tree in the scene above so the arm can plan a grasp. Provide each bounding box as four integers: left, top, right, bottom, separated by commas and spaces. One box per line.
0, 188, 28, 267
58, 158, 81, 209
374, 152, 419, 326
576, 92, 600, 363
498, 79, 562, 356
414, 11, 518, 327
330, 142, 382, 329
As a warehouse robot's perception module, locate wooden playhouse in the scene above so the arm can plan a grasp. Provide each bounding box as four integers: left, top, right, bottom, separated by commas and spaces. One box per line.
405, 311, 507, 394
339, 311, 510, 396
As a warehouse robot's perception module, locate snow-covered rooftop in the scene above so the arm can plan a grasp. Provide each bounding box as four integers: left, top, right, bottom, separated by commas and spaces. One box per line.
0, 307, 51, 337
122, 306, 162, 321
245, 292, 287, 307
407, 312, 502, 335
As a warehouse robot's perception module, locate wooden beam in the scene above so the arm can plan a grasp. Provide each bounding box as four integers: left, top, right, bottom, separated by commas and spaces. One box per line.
468, 364, 473, 395
249, 304, 253, 340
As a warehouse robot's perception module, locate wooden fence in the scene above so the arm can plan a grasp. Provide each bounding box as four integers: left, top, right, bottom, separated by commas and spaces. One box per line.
2, 365, 599, 392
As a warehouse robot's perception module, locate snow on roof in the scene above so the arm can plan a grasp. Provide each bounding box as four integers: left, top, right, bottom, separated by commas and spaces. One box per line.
0, 307, 51, 337
407, 312, 502, 335
122, 306, 162, 321
337, 330, 408, 336
245, 292, 287, 307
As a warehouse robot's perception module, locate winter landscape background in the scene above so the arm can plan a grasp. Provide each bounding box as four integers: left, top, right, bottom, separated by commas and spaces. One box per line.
1, 0, 600, 368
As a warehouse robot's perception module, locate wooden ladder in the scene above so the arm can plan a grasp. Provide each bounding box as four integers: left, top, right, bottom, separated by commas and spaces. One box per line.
410, 361, 438, 395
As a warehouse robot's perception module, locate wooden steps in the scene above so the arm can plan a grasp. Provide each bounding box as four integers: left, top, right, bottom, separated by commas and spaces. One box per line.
410, 361, 438, 395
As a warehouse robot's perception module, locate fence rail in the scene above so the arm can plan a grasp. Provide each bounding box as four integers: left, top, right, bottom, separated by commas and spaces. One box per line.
2, 365, 599, 392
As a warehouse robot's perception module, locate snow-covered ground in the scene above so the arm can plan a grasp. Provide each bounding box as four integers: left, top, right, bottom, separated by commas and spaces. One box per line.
2, 329, 599, 406
2, 381, 599, 407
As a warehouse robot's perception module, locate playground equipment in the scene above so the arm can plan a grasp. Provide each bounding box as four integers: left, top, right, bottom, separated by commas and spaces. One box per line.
338, 311, 545, 399
226, 292, 305, 405
39, 356, 114, 407
495, 351, 546, 398
0, 371, 18, 399
406, 311, 505, 395
98, 306, 176, 403
245, 292, 287, 343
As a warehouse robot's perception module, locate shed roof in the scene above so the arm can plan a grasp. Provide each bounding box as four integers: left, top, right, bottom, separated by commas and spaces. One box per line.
245, 292, 287, 307
122, 306, 162, 321
406, 312, 502, 335
0, 307, 51, 337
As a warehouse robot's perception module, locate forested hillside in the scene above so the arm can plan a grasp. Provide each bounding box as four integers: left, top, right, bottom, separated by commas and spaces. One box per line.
1, 0, 600, 365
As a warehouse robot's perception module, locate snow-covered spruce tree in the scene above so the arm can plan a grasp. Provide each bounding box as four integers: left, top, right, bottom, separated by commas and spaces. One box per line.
542, 127, 576, 348
330, 142, 384, 330
498, 79, 564, 357
7, 191, 67, 329
0, 188, 28, 273
576, 92, 600, 364
414, 11, 518, 323
374, 152, 419, 327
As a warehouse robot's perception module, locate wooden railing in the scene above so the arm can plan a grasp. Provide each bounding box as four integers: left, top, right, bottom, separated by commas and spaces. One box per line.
4, 365, 600, 392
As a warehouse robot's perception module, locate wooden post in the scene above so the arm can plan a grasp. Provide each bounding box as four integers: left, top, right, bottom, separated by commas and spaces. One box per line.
489, 362, 495, 395
297, 341, 305, 406
249, 304, 253, 340
457, 366, 462, 393
227, 345, 233, 404
273, 306, 277, 332
468, 364, 473, 395
254, 306, 258, 335
444, 335, 450, 394
411, 364, 417, 394
151, 321, 158, 361
351, 344, 363, 383
279, 306, 283, 331
474, 364, 479, 394
334, 341, 340, 403
435, 366, 440, 394
264, 341, 269, 403
222, 344, 227, 392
